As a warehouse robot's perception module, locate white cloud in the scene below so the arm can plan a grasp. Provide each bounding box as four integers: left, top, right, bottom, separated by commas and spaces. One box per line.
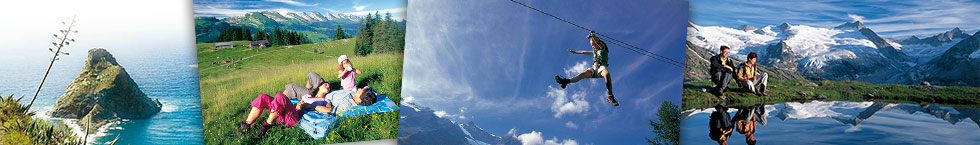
735, 19, 749, 24
265, 0, 317, 7
353, 5, 369, 11
516, 131, 580, 145
547, 86, 589, 118
563, 61, 590, 77
564, 121, 578, 129
342, 7, 407, 20
352, 0, 370, 11
847, 14, 865, 22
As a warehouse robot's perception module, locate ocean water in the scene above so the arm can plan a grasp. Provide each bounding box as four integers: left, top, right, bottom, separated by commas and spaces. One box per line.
0, 48, 204, 145
680, 101, 980, 145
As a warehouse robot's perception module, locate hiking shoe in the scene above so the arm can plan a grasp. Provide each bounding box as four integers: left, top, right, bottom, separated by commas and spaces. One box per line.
236, 121, 250, 135
607, 95, 619, 107
555, 75, 569, 89
253, 123, 270, 139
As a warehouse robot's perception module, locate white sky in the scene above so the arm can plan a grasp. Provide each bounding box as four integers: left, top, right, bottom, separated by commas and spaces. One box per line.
0, 0, 194, 57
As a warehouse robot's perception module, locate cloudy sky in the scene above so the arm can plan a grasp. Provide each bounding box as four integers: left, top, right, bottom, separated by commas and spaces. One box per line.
193, 0, 407, 20
690, 0, 980, 39
403, 0, 687, 144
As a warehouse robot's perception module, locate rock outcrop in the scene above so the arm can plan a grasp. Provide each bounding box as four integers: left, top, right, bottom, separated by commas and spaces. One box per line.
899, 31, 980, 86
760, 41, 803, 72
47, 48, 162, 131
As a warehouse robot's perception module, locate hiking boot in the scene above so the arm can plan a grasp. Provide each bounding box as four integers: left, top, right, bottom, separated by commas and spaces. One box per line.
555, 75, 570, 89
253, 123, 270, 139
235, 121, 250, 136
607, 94, 619, 107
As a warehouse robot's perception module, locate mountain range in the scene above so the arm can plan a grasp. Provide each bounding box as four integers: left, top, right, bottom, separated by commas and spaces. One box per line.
195, 11, 369, 43
398, 102, 522, 145
687, 21, 978, 86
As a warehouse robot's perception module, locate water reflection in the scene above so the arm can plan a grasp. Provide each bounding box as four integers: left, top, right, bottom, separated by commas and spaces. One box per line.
707, 105, 766, 145
682, 101, 980, 145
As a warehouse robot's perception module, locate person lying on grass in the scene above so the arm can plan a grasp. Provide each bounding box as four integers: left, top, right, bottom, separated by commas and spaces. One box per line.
235, 83, 378, 139
337, 55, 361, 91
283, 72, 327, 100
554, 31, 619, 106
735, 52, 768, 96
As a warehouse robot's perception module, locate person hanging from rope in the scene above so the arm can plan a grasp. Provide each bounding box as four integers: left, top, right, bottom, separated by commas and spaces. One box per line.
555, 31, 619, 107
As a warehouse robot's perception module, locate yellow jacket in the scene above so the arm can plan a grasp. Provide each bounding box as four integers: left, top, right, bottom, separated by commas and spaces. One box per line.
736, 63, 756, 82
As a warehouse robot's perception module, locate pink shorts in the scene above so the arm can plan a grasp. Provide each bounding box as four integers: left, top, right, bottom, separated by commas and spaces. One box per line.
250, 93, 301, 126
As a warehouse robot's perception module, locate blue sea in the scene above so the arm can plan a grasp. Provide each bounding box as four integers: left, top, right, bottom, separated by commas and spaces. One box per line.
680, 101, 980, 145
0, 48, 204, 145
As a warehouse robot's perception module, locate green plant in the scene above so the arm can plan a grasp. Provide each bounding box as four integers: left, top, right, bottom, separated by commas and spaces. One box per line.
648, 101, 680, 145
25, 15, 79, 112
682, 79, 980, 110
1, 94, 83, 145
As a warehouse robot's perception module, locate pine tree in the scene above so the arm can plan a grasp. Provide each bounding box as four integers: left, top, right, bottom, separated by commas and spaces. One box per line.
253, 29, 267, 41
354, 14, 374, 55
334, 25, 347, 40
648, 101, 680, 145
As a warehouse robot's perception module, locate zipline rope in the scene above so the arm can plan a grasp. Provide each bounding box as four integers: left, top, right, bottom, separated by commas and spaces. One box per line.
508, 0, 685, 68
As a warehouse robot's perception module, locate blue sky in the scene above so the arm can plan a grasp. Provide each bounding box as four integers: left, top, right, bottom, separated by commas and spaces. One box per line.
690, 0, 980, 39
403, 0, 687, 144
193, 0, 407, 20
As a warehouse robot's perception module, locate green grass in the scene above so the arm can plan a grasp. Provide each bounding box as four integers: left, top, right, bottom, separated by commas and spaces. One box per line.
682, 79, 980, 110
196, 38, 402, 144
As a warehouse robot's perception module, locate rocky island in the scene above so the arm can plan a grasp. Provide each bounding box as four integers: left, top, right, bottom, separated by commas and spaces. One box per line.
47, 48, 162, 131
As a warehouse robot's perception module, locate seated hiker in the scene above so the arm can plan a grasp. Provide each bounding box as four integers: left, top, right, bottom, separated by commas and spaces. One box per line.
555, 31, 619, 106
709, 105, 734, 145
710, 46, 736, 96
297, 86, 378, 117
236, 81, 332, 139
735, 52, 768, 96
283, 72, 328, 100
337, 55, 362, 91
734, 105, 765, 145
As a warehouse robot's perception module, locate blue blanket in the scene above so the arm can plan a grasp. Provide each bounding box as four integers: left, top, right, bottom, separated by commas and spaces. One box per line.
295, 94, 398, 139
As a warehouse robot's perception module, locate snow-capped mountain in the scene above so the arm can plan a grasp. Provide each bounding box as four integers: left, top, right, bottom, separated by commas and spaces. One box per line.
399, 103, 521, 145
229, 11, 361, 24
196, 10, 376, 43
898, 31, 980, 86
687, 21, 976, 85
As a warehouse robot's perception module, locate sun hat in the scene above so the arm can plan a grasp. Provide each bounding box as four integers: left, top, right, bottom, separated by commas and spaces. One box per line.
338, 55, 349, 64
